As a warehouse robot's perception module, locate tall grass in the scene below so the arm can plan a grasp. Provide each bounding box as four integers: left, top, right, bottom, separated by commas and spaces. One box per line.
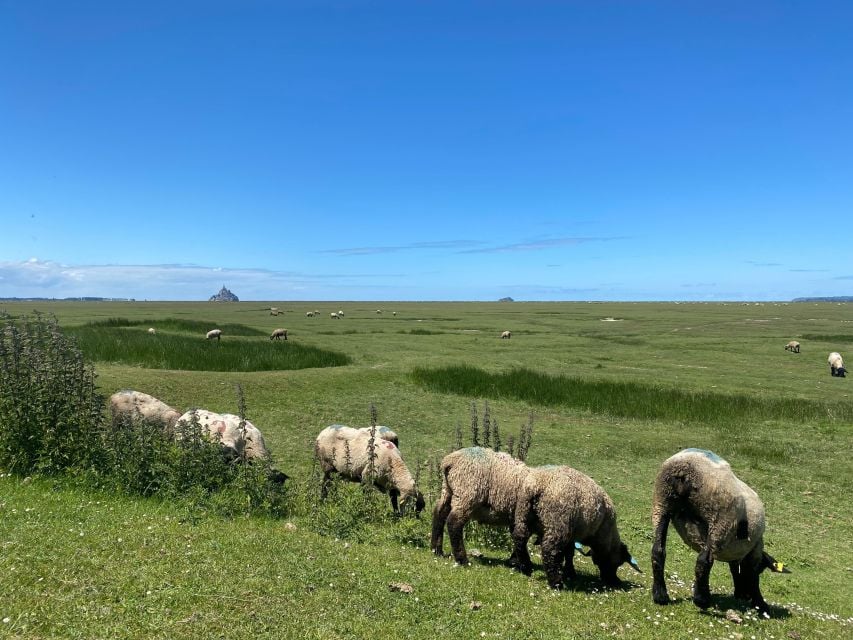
66, 325, 351, 371
411, 365, 853, 424
85, 317, 268, 336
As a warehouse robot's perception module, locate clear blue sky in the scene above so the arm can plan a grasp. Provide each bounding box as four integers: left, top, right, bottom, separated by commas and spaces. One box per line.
2, 1, 851, 301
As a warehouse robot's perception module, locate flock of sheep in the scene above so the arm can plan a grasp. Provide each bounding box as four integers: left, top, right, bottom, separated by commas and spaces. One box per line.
109, 388, 790, 616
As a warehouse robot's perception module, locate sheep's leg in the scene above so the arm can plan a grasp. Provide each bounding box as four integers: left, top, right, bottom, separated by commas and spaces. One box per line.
562, 543, 577, 583
510, 521, 533, 576
320, 470, 333, 500
430, 490, 452, 556
446, 509, 470, 565
692, 546, 714, 610
742, 553, 770, 614
541, 532, 565, 589
730, 561, 748, 600
651, 513, 671, 605
389, 488, 400, 514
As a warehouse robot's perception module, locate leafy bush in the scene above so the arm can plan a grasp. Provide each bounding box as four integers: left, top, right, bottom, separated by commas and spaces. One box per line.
0, 313, 105, 475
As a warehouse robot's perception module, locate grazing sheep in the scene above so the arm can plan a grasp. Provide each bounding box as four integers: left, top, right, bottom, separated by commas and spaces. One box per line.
354, 425, 399, 448
206, 329, 222, 341
393, 311, 397, 316
306, 311, 315, 317
784, 341, 800, 353
829, 352, 846, 377
512, 465, 641, 588
651, 448, 789, 613
500, 330, 512, 339
330, 312, 339, 319
270, 307, 281, 316
147, 327, 156, 335
176, 409, 270, 461
315, 425, 424, 514
109, 390, 181, 431
431, 447, 531, 564
270, 328, 288, 341
376, 309, 382, 314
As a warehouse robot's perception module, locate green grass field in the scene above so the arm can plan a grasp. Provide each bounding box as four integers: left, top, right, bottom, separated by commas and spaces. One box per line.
1, 300, 851, 639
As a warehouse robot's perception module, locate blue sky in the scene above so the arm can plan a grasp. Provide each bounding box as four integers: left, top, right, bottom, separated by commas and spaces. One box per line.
1, 1, 851, 301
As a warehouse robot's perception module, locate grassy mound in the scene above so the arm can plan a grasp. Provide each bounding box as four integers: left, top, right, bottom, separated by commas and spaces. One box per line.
411, 364, 853, 424
67, 320, 351, 371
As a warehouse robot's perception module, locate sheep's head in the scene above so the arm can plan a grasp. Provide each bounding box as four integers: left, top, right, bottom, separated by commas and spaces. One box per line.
399, 490, 425, 517
837, 366, 847, 377
592, 542, 641, 587
268, 469, 289, 486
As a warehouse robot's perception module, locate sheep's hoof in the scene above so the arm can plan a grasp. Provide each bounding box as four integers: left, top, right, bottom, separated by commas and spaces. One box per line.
693, 593, 711, 610
653, 592, 671, 605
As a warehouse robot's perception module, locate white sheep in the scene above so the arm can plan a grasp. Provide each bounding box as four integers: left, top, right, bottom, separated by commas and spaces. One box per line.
109, 390, 181, 431
270, 328, 288, 341
315, 425, 423, 514
306, 311, 315, 317
431, 447, 531, 564
176, 409, 271, 462
393, 311, 397, 316
828, 352, 846, 377
270, 307, 281, 316
147, 327, 156, 335
330, 312, 339, 320
651, 448, 789, 614
337, 310, 345, 318
206, 329, 222, 341
512, 465, 641, 588
500, 330, 512, 339
376, 309, 382, 314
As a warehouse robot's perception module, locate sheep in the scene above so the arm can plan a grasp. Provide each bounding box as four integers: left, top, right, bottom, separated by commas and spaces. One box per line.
109, 390, 181, 431
651, 448, 789, 614
829, 352, 846, 377
355, 425, 399, 448
512, 465, 641, 588
306, 311, 315, 317
270, 307, 281, 316
147, 327, 156, 335
315, 425, 424, 514
784, 341, 800, 353
206, 329, 222, 341
337, 310, 345, 318
431, 447, 531, 565
500, 330, 512, 339
376, 309, 382, 314
393, 311, 397, 317
330, 312, 339, 319
270, 328, 288, 341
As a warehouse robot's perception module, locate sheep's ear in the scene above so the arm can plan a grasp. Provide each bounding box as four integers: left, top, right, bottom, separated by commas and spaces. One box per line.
763, 552, 791, 573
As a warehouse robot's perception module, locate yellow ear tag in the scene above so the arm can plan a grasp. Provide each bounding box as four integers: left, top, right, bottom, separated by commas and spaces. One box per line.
773, 562, 785, 572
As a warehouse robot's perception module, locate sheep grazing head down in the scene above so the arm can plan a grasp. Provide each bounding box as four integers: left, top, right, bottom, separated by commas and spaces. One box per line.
586, 541, 642, 587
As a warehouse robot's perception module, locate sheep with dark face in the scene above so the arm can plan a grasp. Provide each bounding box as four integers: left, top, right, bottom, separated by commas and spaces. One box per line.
512, 465, 641, 589
315, 425, 423, 515
500, 330, 512, 339
829, 352, 846, 377
784, 341, 800, 353
651, 449, 789, 614
206, 329, 222, 341
270, 328, 288, 341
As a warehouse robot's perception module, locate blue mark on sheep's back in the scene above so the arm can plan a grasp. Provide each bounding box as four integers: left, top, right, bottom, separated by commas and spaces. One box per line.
329, 424, 347, 431
462, 447, 488, 459
682, 448, 725, 463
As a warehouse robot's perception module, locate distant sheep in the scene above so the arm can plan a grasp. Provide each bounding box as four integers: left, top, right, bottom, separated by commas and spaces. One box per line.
829, 352, 846, 377
431, 447, 531, 565
109, 390, 180, 431
206, 329, 222, 341
651, 448, 789, 614
147, 327, 156, 335
330, 312, 339, 319
512, 465, 641, 588
315, 425, 423, 514
270, 328, 288, 341
270, 307, 281, 316
500, 330, 512, 339
337, 310, 345, 318
393, 311, 397, 316
306, 311, 315, 317
784, 341, 800, 353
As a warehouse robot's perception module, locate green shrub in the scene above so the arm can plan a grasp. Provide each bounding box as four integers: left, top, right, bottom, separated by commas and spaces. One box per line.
0, 313, 105, 475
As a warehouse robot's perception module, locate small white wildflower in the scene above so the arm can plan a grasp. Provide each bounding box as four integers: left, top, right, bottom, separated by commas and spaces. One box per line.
2, 617, 9, 624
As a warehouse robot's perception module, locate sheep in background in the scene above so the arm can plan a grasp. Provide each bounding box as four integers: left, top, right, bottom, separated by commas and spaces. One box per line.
829, 352, 846, 377
512, 465, 641, 588
206, 329, 222, 341
269, 307, 281, 316
109, 390, 181, 432
376, 309, 382, 314
147, 327, 156, 335
270, 328, 288, 341
306, 311, 315, 317
431, 447, 531, 565
330, 312, 339, 320
651, 448, 789, 614
337, 310, 345, 318
784, 341, 800, 353
315, 425, 423, 514
501, 330, 512, 339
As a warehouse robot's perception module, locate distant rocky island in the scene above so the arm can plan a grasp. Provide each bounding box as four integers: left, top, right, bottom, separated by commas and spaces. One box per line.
209, 286, 239, 302
498, 296, 514, 302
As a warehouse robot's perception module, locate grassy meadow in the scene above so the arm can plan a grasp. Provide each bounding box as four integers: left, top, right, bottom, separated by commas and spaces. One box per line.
1, 299, 851, 639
